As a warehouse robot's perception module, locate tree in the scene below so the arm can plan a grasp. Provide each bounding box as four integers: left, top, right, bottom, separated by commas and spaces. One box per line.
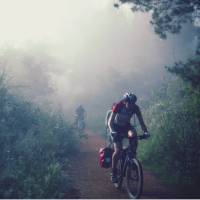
118, 0, 200, 39
166, 55, 200, 90
117, 0, 200, 89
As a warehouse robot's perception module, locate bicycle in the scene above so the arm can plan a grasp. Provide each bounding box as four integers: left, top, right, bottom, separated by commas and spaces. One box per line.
112, 132, 148, 199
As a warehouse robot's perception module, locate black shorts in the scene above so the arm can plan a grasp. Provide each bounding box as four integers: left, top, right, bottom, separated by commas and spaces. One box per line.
111, 124, 137, 143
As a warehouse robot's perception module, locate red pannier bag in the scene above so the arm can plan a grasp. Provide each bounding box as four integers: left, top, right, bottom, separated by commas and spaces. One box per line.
99, 147, 113, 168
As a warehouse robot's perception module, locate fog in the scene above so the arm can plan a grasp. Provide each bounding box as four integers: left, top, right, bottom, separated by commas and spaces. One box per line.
0, 0, 196, 123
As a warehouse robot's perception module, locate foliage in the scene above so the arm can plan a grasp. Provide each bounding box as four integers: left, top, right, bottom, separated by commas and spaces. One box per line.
139, 77, 200, 190
118, 0, 200, 39
0, 74, 78, 198
166, 54, 200, 90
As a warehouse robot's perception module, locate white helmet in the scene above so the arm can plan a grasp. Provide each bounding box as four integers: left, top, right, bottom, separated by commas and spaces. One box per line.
123, 92, 137, 103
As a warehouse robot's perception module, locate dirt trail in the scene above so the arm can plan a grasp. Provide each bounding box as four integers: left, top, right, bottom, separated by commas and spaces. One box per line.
70, 130, 182, 199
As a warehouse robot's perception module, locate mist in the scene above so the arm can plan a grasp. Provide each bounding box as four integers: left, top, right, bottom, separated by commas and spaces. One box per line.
0, 0, 196, 123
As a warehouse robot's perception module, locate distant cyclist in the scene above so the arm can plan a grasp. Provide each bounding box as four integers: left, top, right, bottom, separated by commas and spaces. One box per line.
74, 105, 86, 130
108, 92, 150, 183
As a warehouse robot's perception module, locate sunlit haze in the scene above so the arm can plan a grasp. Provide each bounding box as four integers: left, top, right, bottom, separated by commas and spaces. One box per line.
0, 0, 196, 122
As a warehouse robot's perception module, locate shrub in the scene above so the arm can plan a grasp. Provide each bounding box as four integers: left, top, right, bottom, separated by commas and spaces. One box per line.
139, 78, 200, 191
0, 75, 78, 198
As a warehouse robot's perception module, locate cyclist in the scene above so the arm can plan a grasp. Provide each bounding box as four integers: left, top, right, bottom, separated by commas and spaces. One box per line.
108, 92, 150, 183
74, 105, 86, 128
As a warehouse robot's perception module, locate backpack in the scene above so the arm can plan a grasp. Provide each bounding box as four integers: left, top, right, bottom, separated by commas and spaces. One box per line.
105, 103, 116, 128
99, 147, 113, 168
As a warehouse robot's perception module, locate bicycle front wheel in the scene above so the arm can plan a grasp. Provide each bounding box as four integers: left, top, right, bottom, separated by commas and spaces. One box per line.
126, 158, 143, 199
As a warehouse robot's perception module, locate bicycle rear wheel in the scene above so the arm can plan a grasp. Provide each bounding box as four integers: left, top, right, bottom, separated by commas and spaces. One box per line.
126, 158, 143, 199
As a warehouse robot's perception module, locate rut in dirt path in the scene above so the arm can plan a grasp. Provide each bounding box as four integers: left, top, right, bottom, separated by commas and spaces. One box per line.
70, 130, 183, 199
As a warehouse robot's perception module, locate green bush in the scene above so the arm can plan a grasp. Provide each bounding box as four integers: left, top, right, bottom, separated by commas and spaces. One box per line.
0, 75, 78, 198
139, 78, 200, 191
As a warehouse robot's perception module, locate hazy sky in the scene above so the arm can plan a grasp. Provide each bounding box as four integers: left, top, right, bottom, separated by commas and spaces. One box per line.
0, 0, 196, 121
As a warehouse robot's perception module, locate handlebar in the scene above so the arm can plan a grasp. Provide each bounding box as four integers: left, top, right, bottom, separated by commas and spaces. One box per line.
111, 131, 150, 140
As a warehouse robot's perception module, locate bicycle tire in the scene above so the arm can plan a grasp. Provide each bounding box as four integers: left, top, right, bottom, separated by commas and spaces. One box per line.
126, 158, 143, 199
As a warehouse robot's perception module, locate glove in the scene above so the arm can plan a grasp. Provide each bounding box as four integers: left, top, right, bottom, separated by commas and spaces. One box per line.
143, 132, 150, 139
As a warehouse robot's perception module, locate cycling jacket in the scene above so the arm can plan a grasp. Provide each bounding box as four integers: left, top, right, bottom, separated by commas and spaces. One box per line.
108, 100, 147, 132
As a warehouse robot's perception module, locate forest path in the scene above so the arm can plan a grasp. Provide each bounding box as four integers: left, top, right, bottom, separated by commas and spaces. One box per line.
70, 129, 181, 199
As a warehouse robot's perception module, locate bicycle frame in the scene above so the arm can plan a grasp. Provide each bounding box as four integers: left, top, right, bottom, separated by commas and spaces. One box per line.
110, 133, 147, 198
115, 135, 145, 187
120, 147, 135, 178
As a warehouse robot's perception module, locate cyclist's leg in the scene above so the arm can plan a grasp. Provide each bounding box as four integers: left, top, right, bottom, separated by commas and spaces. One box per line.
111, 141, 122, 183
112, 141, 122, 172
111, 133, 123, 183
128, 127, 138, 155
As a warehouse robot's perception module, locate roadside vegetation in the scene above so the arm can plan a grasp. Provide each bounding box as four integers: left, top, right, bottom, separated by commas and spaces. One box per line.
139, 72, 200, 191
0, 74, 79, 198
